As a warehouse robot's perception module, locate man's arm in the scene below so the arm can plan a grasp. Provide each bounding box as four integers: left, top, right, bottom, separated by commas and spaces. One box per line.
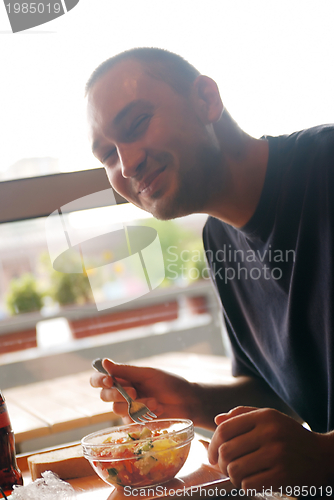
92, 359, 334, 489
193, 375, 302, 429
90, 358, 300, 430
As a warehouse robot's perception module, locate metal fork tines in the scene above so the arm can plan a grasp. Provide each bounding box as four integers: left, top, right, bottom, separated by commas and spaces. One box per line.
92, 358, 157, 424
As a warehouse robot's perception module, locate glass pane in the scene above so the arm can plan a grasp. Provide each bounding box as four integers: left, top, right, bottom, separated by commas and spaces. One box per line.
0, 206, 226, 391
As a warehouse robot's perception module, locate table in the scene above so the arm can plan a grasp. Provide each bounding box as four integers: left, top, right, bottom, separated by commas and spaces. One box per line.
16, 436, 235, 499
4, 371, 120, 446
4, 353, 233, 448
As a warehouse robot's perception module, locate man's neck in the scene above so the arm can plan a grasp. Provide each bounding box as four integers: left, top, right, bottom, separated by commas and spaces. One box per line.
206, 111, 269, 228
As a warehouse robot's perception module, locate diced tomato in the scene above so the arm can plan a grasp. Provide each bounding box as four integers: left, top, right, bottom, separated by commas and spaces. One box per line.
124, 460, 133, 473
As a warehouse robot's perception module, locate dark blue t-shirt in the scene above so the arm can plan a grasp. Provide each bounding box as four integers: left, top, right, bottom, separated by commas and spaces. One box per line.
203, 125, 334, 433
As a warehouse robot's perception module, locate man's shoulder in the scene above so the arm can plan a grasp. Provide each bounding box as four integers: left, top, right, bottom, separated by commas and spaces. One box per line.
266, 123, 334, 138
267, 124, 334, 151
264, 124, 334, 184
298, 123, 334, 137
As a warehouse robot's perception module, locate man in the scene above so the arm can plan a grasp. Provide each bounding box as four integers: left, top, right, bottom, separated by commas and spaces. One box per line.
87, 48, 334, 491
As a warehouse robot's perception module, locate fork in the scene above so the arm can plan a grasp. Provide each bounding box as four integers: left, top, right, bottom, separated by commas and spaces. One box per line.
92, 358, 157, 424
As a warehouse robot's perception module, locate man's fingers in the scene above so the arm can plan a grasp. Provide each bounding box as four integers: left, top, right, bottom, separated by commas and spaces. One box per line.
91, 358, 140, 390
103, 358, 150, 385
217, 413, 256, 444
90, 372, 113, 389
100, 386, 138, 403
213, 429, 261, 475
112, 398, 159, 417
223, 447, 271, 489
112, 401, 129, 417
214, 406, 257, 425
93, 358, 168, 418
209, 407, 258, 465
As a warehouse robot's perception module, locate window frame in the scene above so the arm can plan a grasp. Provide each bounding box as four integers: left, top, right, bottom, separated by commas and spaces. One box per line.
0, 168, 126, 224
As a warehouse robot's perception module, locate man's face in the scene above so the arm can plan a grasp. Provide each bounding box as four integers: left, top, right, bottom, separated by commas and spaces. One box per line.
87, 60, 221, 220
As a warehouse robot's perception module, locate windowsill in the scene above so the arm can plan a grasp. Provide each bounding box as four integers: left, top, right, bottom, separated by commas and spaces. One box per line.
0, 311, 212, 367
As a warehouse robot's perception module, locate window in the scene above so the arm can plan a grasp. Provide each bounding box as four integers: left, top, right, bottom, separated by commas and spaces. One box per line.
0, 173, 226, 452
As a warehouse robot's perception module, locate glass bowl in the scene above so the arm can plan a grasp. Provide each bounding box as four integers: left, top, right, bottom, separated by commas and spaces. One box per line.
81, 419, 194, 488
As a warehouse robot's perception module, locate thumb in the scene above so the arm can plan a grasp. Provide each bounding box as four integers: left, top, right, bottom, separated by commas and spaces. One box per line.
102, 358, 160, 412
102, 358, 146, 383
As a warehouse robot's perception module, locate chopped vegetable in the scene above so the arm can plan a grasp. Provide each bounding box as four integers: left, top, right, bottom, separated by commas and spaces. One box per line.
107, 467, 118, 476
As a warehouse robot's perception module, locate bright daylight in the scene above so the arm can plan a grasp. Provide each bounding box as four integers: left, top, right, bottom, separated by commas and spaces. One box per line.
0, 1, 334, 498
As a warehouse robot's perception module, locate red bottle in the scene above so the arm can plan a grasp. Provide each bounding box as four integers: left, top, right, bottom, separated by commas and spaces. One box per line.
0, 391, 23, 496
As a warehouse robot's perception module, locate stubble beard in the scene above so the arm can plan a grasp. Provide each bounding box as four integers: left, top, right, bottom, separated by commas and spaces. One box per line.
149, 143, 222, 221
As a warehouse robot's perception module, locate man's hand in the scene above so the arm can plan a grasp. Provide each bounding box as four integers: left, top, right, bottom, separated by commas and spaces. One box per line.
90, 358, 200, 423
208, 406, 334, 491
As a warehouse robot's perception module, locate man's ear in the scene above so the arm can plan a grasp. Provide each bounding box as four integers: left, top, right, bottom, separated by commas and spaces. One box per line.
192, 75, 224, 124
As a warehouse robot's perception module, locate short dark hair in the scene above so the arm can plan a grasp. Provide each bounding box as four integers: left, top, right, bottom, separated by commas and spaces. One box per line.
85, 47, 200, 97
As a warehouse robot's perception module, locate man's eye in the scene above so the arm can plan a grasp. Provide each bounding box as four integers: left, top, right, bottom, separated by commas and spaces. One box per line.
102, 149, 117, 164
129, 115, 151, 137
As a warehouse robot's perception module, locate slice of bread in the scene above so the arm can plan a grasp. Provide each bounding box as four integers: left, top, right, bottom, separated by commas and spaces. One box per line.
27, 444, 93, 481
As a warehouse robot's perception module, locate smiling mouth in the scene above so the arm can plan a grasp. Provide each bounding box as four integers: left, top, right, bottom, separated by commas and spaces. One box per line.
137, 166, 167, 195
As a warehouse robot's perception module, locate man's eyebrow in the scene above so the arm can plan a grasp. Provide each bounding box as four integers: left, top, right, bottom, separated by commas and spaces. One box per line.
113, 99, 153, 126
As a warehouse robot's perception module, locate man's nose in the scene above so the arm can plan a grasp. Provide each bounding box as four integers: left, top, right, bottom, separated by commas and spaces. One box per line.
118, 145, 146, 178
